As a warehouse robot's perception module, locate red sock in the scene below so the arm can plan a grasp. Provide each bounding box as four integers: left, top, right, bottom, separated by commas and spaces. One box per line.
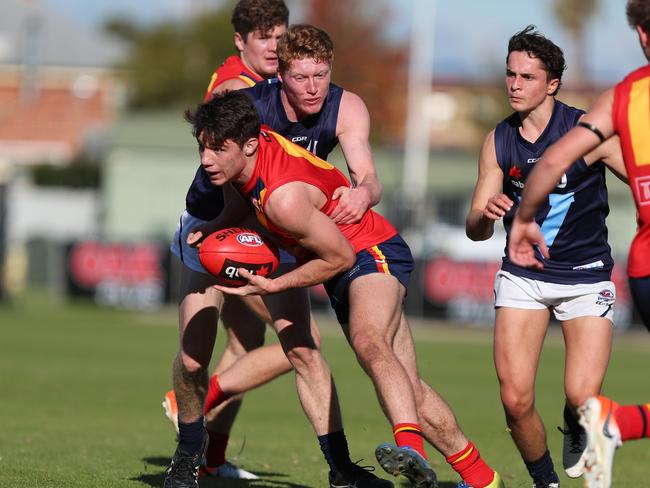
203, 375, 228, 415
204, 430, 228, 467
393, 423, 427, 459
615, 403, 650, 441
446, 442, 495, 488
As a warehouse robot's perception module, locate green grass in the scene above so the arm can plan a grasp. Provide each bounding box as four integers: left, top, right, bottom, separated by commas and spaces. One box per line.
1, 293, 649, 487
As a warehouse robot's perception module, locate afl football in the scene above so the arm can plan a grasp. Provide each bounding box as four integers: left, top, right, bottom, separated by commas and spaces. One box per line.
199, 227, 280, 286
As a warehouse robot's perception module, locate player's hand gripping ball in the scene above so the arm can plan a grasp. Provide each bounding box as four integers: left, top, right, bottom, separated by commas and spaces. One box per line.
198, 227, 280, 286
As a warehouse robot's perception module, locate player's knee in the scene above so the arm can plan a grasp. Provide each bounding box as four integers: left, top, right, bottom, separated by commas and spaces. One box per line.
565, 388, 594, 410
178, 351, 208, 376
349, 331, 389, 363
284, 344, 320, 371
501, 387, 535, 419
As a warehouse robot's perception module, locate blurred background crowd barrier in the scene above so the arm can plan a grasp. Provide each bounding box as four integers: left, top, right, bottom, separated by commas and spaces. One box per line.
0, 0, 640, 327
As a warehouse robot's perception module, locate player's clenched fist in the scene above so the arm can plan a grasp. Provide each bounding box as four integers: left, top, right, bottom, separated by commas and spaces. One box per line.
483, 193, 514, 221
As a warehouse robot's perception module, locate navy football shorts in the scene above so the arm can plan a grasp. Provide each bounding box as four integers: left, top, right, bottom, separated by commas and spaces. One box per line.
323, 234, 414, 324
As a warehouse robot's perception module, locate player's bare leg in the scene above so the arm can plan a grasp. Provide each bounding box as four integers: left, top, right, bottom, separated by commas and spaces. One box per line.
346, 274, 419, 424
209, 312, 320, 402
204, 295, 268, 431
560, 315, 612, 478
495, 307, 549, 459
263, 286, 342, 435
369, 282, 501, 487
391, 313, 467, 455
495, 306, 559, 485
174, 266, 223, 423
346, 274, 436, 486
562, 316, 612, 411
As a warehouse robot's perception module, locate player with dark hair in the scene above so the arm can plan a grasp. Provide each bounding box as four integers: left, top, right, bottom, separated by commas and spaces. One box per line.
186, 90, 505, 488
465, 25, 625, 488
164, 7, 390, 486
163, 1, 290, 483
203, 0, 288, 97
200, 23, 382, 420
508, 2, 650, 487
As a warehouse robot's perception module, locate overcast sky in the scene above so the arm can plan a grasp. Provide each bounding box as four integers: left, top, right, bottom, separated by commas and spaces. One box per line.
41, 0, 645, 84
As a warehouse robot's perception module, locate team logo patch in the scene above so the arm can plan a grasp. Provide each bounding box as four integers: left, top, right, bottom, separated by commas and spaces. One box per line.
596, 289, 615, 305
509, 166, 524, 189
634, 175, 650, 206
237, 233, 263, 247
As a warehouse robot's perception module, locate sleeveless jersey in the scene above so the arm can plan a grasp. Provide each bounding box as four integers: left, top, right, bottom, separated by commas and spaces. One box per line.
242, 80, 343, 160
495, 100, 613, 284
239, 127, 397, 253
185, 76, 343, 221
613, 64, 650, 278
203, 56, 261, 102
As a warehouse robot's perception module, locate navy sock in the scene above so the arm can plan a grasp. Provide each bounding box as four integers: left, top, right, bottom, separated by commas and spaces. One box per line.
318, 430, 352, 472
525, 450, 559, 486
564, 404, 583, 432
178, 417, 205, 455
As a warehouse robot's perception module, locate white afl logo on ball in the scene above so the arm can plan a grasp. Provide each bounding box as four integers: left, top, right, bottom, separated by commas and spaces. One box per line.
237, 233, 263, 247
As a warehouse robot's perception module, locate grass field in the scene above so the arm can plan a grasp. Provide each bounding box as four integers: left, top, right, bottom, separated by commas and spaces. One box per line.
1, 293, 650, 487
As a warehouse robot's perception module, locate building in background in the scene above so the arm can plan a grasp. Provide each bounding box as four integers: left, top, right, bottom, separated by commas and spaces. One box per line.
0, 0, 126, 299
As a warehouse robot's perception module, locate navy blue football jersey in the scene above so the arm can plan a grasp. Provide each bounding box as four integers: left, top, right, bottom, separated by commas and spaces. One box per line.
495, 100, 613, 284
242, 79, 343, 160
184, 79, 344, 221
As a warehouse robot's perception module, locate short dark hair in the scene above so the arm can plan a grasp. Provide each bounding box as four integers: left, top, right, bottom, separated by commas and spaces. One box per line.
627, 0, 650, 34
231, 0, 289, 39
507, 25, 566, 95
185, 91, 261, 149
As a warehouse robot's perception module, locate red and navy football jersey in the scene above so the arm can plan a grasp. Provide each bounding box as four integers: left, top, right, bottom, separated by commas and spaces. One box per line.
203, 56, 261, 102
495, 100, 613, 284
239, 127, 397, 253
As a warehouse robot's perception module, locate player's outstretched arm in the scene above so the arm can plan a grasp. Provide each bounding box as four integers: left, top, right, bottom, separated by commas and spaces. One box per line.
331, 91, 382, 224
466, 130, 512, 241
579, 90, 626, 184
508, 215, 548, 269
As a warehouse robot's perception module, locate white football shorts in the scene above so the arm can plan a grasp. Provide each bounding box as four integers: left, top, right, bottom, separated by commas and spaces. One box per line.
494, 269, 615, 323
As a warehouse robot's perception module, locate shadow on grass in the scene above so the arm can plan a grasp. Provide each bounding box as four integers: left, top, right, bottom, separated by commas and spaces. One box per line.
132, 457, 460, 488
132, 457, 313, 488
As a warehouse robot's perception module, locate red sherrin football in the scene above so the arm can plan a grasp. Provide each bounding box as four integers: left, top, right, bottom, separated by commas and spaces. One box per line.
199, 227, 280, 286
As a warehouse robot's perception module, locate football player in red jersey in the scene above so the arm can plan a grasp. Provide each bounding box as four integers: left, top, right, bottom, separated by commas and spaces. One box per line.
184, 90, 505, 488
509, 2, 650, 487
164, 4, 390, 488
164, 0, 292, 484
203, 0, 285, 98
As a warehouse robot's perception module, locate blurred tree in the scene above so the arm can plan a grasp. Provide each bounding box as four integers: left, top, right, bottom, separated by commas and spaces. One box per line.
103, 17, 141, 44
103, 3, 237, 109
304, 0, 407, 145
553, 0, 599, 84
